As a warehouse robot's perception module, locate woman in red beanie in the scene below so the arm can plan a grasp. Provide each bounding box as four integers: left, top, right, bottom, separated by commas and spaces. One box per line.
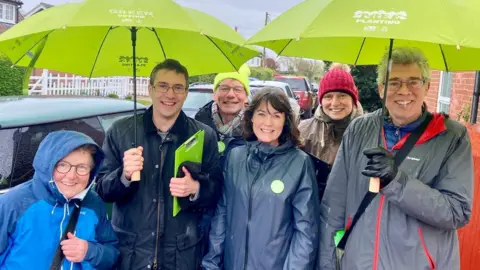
299, 63, 363, 166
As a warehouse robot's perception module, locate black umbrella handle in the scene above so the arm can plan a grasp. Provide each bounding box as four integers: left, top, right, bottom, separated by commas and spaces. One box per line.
131, 26, 141, 182
370, 38, 394, 193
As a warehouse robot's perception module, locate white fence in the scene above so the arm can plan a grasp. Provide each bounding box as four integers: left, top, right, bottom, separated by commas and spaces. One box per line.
28, 70, 150, 97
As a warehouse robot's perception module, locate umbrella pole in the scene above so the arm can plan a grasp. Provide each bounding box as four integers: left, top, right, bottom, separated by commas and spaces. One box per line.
131, 26, 141, 181
369, 38, 394, 193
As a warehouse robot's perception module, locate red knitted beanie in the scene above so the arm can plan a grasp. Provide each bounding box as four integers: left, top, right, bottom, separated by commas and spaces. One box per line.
318, 68, 358, 104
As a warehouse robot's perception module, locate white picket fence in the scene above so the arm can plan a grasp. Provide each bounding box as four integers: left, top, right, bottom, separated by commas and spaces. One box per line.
28, 70, 150, 97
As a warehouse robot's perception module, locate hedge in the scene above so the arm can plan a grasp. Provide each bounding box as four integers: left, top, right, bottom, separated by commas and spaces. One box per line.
0, 54, 27, 96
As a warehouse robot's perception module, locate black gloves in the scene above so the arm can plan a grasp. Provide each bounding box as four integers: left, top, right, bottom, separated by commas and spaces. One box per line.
361, 147, 398, 188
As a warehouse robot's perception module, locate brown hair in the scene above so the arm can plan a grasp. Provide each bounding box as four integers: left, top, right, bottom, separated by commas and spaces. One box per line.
243, 87, 301, 146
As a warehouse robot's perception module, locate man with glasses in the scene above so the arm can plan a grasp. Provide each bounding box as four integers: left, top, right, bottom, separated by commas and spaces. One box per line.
318, 47, 473, 270
96, 59, 222, 270
195, 63, 250, 157
194, 64, 250, 256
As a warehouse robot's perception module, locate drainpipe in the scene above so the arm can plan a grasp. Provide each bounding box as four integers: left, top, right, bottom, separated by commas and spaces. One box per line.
470, 71, 480, 124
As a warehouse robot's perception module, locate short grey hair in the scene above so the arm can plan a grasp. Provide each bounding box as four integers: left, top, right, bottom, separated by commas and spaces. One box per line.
377, 47, 431, 84
74, 144, 97, 167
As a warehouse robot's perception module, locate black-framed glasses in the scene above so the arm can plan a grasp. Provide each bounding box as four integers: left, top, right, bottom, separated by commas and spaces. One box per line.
217, 85, 245, 94
385, 78, 426, 92
55, 161, 92, 176
153, 82, 186, 94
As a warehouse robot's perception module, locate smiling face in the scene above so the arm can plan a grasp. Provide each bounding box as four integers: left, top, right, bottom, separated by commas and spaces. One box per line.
252, 101, 286, 146
53, 149, 93, 199
214, 79, 248, 116
379, 63, 429, 126
148, 69, 188, 121
321, 91, 354, 120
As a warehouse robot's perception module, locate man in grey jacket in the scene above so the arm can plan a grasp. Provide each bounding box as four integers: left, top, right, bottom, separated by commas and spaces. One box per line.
318, 47, 474, 270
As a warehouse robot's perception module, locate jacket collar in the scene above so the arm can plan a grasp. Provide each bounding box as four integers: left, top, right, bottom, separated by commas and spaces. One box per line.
143, 106, 189, 141
378, 109, 447, 151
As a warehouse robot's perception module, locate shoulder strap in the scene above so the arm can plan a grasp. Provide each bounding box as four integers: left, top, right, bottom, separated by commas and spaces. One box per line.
50, 202, 82, 270
337, 113, 433, 249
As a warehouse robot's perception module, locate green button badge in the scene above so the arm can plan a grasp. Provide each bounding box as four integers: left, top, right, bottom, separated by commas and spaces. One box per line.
270, 180, 285, 194
218, 141, 226, 153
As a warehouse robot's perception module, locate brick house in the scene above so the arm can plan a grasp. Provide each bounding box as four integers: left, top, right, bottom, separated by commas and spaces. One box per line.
425, 71, 480, 123
0, 0, 23, 34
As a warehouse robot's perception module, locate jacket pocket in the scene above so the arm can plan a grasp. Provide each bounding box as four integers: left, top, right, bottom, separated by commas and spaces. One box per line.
175, 231, 204, 270
113, 224, 137, 270
418, 227, 437, 270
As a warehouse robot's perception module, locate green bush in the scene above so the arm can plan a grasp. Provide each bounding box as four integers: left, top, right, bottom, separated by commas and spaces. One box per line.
189, 73, 216, 84
125, 94, 133, 100
107, 93, 119, 99
0, 54, 27, 96
250, 67, 274, 81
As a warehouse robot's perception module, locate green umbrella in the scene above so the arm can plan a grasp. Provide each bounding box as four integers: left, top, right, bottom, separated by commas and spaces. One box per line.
0, 0, 258, 152
0, 1, 258, 77
247, 0, 480, 71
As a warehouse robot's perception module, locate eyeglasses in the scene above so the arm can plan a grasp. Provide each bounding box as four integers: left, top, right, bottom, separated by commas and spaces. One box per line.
385, 78, 425, 92
217, 85, 245, 94
55, 161, 92, 176
153, 83, 186, 94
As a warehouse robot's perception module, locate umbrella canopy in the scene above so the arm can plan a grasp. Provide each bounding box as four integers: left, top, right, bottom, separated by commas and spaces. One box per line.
0, 0, 259, 77
247, 0, 480, 71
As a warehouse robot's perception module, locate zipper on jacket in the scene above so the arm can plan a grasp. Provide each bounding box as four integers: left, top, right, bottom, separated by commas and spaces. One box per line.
153, 144, 167, 270
243, 153, 264, 270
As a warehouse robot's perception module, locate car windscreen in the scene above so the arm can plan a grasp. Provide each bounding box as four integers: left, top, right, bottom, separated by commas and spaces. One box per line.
274, 77, 307, 91
183, 90, 213, 110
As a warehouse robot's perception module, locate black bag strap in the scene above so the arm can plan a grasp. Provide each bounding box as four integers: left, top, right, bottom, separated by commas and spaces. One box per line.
50, 201, 82, 270
337, 112, 433, 249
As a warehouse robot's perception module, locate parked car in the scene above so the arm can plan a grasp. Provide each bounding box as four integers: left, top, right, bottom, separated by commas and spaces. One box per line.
0, 96, 147, 194
184, 84, 214, 117
273, 75, 315, 118
249, 81, 301, 125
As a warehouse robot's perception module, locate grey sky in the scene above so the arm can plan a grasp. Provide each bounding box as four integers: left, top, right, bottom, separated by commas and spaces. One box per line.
21, 0, 303, 38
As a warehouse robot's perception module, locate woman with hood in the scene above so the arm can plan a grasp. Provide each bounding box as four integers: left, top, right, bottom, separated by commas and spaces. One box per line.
0, 130, 119, 269
299, 63, 364, 167
202, 87, 320, 270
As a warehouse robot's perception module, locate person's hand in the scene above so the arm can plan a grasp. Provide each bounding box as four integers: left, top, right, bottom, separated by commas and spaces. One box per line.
123, 146, 144, 180
361, 147, 398, 187
60, 233, 89, 263
170, 167, 200, 197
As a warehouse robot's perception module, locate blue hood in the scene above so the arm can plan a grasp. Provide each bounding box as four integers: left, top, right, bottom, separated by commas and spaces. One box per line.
32, 130, 105, 202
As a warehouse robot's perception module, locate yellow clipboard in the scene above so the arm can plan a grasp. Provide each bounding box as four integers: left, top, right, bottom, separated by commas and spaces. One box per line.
173, 130, 205, 217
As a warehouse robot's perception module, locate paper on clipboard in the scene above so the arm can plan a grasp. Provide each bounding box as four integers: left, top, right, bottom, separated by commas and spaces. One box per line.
173, 130, 205, 217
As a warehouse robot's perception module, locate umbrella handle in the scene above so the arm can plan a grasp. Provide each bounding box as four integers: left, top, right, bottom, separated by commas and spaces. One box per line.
131, 171, 141, 181
369, 177, 380, 193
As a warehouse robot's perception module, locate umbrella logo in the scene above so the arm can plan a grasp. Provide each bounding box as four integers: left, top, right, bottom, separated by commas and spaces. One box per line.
109, 9, 154, 23
353, 10, 407, 25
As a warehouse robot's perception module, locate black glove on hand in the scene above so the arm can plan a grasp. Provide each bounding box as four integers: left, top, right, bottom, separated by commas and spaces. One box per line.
361, 147, 398, 188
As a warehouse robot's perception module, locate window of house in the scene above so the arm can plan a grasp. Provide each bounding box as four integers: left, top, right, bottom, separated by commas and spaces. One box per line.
0, 3, 15, 24
437, 71, 453, 114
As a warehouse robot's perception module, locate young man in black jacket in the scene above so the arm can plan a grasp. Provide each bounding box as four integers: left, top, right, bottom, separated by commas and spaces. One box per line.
96, 59, 222, 270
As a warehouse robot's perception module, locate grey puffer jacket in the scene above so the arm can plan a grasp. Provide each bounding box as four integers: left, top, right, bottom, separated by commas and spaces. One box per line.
202, 140, 320, 270
318, 109, 474, 270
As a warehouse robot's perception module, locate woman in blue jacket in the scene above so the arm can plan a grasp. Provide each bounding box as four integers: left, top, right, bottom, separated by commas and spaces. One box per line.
0, 130, 119, 269
202, 87, 320, 270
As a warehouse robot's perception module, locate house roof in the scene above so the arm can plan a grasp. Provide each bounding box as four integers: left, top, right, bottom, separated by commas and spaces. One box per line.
23, 2, 53, 18
1, 0, 23, 5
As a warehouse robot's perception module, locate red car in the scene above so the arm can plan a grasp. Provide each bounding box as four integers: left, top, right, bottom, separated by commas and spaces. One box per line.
274, 75, 316, 118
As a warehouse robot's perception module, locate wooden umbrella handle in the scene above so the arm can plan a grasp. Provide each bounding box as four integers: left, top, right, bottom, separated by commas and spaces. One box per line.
131, 171, 141, 181
369, 177, 380, 193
